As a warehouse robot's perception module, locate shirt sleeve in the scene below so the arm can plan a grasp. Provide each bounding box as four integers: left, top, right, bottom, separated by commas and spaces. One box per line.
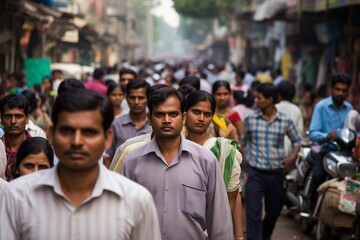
132, 193, 162, 240
309, 103, 327, 143
0, 186, 21, 240
206, 157, 234, 240
287, 119, 302, 147
106, 124, 117, 158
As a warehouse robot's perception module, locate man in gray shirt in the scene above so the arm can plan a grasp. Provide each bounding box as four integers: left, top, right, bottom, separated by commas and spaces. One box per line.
122, 87, 233, 240
105, 78, 152, 167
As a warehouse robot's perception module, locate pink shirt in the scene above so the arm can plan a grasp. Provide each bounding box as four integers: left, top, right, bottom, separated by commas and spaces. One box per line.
85, 80, 107, 95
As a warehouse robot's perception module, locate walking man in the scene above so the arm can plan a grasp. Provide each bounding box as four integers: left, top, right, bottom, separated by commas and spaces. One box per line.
122, 87, 233, 240
243, 83, 301, 240
0, 89, 161, 240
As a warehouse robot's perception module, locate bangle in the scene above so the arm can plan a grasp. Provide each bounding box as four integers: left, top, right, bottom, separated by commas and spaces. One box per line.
236, 237, 246, 240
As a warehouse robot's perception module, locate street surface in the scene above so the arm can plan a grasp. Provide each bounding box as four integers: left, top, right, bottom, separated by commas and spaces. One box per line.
272, 214, 314, 240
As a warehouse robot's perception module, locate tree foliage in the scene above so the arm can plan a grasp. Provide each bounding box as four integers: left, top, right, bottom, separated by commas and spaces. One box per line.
172, 0, 234, 19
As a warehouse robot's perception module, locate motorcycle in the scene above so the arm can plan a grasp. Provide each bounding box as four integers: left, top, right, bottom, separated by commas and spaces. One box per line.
285, 128, 358, 236
347, 198, 360, 240
315, 128, 359, 240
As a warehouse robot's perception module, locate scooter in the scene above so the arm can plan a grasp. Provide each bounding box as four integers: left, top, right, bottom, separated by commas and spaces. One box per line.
315, 128, 359, 240
285, 128, 358, 235
347, 198, 360, 240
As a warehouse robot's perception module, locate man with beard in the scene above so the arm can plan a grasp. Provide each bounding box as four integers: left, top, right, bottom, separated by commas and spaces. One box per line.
0, 89, 161, 239
0, 94, 31, 181
309, 72, 352, 211
105, 78, 152, 167
121, 87, 233, 240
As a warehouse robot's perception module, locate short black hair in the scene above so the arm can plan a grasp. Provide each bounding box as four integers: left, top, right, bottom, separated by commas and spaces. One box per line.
147, 87, 185, 117
21, 90, 38, 113
235, 69, 246, 79
125, 78, 150, 96
277, 80, 295, 101
93, 68, 105, 79
52, 89, 114, 132
233, 90, 254, 107
58, 78, 84, 95
256, 83, 279, 104
177, 84, 196, 98
0, 94, 29, 116
186, 90, 216, 116
331, 72, 351, 87
179, 76, 200, 90
119, 68, 137, 78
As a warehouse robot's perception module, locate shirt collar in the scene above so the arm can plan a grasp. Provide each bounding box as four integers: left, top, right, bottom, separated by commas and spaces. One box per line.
34, 162, 123, 199
254, 109, 282, 121
143, 135, 191, 156
327, 96, 349, 110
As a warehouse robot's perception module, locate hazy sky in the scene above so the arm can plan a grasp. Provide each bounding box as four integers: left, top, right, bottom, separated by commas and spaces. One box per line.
152, 0, 179, 28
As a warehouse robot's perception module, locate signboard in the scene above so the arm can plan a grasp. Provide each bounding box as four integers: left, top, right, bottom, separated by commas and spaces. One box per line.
24, 58, 51, 88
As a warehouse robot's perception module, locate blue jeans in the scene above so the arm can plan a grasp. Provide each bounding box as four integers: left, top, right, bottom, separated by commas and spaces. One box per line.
245, 167, 285, 240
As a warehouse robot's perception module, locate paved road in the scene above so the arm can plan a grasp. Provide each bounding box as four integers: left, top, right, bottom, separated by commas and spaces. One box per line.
272, 213, 315, 240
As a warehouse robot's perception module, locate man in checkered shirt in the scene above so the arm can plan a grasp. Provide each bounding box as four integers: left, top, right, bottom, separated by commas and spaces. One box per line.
242, 83, 301, 240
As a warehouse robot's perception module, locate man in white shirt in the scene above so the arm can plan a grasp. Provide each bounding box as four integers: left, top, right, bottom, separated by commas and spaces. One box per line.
0, 89, 161, 240
276, 80, 304, 156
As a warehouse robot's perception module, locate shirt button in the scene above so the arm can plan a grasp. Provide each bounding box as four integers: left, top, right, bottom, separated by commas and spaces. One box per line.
165, 187, 169, 191
164, 209, 168, 213
165, 168, 169, 171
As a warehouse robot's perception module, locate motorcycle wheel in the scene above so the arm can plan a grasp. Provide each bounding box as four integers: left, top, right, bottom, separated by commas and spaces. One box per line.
301, 215, 316, 235
316, 220, 332, 240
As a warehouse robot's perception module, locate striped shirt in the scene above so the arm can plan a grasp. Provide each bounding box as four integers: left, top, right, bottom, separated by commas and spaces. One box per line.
0, 162, 161, 240
243, 110, 301, 170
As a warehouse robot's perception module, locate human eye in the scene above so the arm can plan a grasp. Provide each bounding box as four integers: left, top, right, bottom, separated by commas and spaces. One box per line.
3, 114, 11, 119
154, 112, 164, 118
15, 114, 24, 119
39, 164, 50, 169
204, 112, 212, 118
192, 109, 200, 115
82, 128, 99, 136
59, 127, 74, 135
23, 163, 34, 169
169, 112, 179, 117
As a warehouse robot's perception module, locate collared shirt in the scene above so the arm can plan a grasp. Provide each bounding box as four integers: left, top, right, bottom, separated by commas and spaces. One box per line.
276, 100, 304, 156
309, 96, 352, 143
107, 113, 152, 158
2, 131, 32, 181
122, 136, 234, 240
26, 119, 47, 138
0, 140, 6, 180
243, 110, 301, 170
0, 162, 161, 240
110, 132, 152, 171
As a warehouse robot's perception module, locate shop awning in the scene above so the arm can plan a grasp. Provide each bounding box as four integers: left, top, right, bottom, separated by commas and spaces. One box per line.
253, 0, 287, 21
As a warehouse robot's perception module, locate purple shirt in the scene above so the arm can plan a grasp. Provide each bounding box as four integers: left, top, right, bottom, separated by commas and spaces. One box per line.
122, 136, 233, 240
85, 80, 107, 95
107, 113, 152, 158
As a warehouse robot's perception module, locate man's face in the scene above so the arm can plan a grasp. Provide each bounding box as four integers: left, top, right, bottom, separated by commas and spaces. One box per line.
331, 82, 349, 104
52, 109, 112, 171
1, 106, 28, 137
254, 91, 272, 110
150, 96, 184, 140
120, 73, 135, 86
127, 88, 147, 114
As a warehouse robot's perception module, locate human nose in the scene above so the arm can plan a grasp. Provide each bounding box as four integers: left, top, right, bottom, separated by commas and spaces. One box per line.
199, 113, 205, 121
163, 114, 170, 123
10, 116, 17, 124
71, 130, 83, 146
134, 97, 139, 104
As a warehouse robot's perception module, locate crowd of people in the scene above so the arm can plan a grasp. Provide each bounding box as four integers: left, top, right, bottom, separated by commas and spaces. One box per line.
0, 61, 359, 240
